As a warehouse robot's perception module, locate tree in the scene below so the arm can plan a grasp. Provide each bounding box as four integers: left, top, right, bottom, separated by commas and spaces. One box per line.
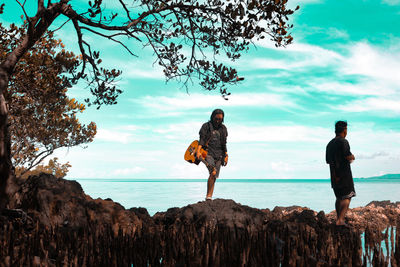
17, 157, 72, 179
1, 23, 97, 178
0, 0, 298, 208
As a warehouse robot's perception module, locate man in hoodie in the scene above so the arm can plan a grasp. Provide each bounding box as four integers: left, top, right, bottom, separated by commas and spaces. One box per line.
196, 109, 228, 201
326, 120, 356, 226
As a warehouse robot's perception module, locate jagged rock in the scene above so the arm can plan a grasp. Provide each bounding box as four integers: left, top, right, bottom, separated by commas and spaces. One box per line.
0, 173, 399, 266
11, 173, 145, 234
154, 199, 266, 231
325, 200, 400, 232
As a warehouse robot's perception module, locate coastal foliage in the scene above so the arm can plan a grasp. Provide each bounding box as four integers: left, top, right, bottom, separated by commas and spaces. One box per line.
17, 158, 72, 179
0, 0, 298, 206
0, 23, 96, 178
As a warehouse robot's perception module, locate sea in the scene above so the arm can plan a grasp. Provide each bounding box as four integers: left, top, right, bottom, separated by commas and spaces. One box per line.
73, 178, 400, 216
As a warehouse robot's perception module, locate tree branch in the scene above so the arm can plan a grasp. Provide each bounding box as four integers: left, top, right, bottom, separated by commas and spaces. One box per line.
71, 18, 88, 80
38, 0, 45, 13
80, 26, 138, 57
48, 17, 71, 33
15, 0, 31, 25
20, 149, 52, 175
118, 0, 133, 21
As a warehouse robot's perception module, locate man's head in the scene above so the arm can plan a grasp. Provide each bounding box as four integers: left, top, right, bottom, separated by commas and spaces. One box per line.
210, 109, 224, 127
335, 120, 347, 137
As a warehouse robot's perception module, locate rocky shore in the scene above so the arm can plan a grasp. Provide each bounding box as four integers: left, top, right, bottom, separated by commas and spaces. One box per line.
0, 173, 399, 266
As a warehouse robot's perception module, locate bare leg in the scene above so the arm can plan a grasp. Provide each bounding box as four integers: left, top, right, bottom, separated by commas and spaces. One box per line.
336, 198, 350, 225
206, 169, 217, 199
335, 199, 340, 218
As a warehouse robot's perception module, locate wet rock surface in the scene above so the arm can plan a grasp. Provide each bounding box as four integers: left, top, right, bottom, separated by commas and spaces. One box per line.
0, 173, 399, 266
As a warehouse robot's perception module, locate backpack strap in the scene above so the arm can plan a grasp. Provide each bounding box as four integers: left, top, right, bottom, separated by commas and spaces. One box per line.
204, 122, 213, 148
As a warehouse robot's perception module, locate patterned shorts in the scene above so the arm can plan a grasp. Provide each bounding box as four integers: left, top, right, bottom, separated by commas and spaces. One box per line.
333, 187, 356, 200
205, 155, 222, 178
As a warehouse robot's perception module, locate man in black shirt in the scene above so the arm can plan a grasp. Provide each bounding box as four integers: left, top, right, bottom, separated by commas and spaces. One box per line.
196, 109, 228, 201
326, 121, 356, 226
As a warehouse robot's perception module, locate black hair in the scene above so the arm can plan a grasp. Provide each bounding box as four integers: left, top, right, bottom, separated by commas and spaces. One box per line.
335, 120, 347, 134
210, 109, 224, 122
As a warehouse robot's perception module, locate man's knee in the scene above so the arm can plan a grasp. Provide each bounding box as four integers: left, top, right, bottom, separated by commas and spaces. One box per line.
210, 174, 216, 181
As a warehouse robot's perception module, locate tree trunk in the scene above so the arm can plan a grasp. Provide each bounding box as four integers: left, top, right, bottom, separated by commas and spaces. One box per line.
0, 69, 14, 209
0, 4, 62, 208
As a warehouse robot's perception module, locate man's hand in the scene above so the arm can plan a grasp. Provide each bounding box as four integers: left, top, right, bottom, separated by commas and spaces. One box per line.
196, 145, 203, 160
223, 153, 228, 166
346, 154, 355, 163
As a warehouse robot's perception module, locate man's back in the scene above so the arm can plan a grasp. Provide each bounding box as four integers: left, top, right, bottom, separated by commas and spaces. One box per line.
327, 120, 356, 226
326, 137, 353, 189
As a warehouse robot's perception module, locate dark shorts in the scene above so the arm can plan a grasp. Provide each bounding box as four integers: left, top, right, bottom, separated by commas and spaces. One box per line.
333, 187, 356, 200
205, 155, 222, 178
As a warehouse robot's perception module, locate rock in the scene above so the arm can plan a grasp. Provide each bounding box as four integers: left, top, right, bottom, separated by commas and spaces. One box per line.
0, 173, 399, 266
326, 201, 400, 232
0, 208, 34, 232
11, 173, 145, 234
1, 208, 28, 221
367, 200, 394, 208
154, 199, 266, 231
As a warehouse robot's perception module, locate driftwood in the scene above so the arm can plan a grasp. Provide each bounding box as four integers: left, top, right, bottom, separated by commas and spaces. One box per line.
0, 173, 399, 266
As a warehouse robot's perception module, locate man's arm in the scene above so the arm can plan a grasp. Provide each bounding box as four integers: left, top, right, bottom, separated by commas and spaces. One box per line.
343, 139, 355, 162
221, 125, 228, 166
326, 142, 332, 164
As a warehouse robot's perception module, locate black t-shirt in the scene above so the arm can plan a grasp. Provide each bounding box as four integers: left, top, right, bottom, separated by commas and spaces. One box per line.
326, 137, 354, 189
199, 122, 227, 160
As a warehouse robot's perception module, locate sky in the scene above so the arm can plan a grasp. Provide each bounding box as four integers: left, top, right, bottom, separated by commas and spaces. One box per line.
2, 0, 400, 180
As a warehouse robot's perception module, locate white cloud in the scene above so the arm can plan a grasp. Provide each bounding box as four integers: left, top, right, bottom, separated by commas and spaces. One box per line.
113, 167, 145, 176
250, 58, 292, 70
253, 41, 400, 99
96, 129, 132, 143
270, 161, 293, 172
149, 122, 331, 144
131, 92, 298, 112
381, 0, 400, 5
57, 120, 400, 180
348, 127, 400, 160
120, 125, 146, 131
342, 42, 400, 85
310, 80, 395, 97
229, 124, 330, 143
263, 41, 400, 84
337, 97, 400, 114
326, 28, 349, 40
167, 163, 206, 179
97, 56, 165, 80
357, 151, 389, 160
153, 121, 199, 137
125, 68, 164, 80
251, 42, 343, 70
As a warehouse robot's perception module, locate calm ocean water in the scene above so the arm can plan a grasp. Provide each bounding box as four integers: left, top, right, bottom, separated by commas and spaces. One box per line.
73, 178, 400, 216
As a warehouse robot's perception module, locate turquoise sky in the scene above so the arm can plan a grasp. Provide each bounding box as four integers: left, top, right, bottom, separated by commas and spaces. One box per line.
2, 0, 400, 179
